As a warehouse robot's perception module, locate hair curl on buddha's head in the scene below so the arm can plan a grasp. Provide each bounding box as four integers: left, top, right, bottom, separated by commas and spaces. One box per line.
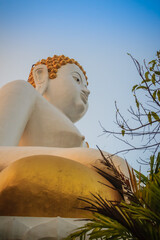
28, 55, 88, 87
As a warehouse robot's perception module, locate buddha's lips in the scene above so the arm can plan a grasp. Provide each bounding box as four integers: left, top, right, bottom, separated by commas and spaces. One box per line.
80, 92, 88, 104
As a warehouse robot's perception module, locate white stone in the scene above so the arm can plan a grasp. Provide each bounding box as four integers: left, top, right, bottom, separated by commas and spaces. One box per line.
0, 64, 89, 147
0, 60, 129, 239
0, 216, 88, 240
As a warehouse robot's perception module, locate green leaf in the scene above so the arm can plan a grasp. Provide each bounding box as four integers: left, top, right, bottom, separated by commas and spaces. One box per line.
155, 71, 160, 75
149, 60, 156, 64
153, 90, 157, 100
145, 71, 150, 81
157, 51, 160, 60
135, 97, 139, 109
151, 73, 156, 85
154, 153, 160, 175
157, 90, 160, 102
132, 84, 138, 92
121, 130, 125, 136
149, 61, 156, 71
141, 79, 150, 83
151, 111, 160, 121
136, 86, 147, 90
121, 124, 124, 129
134, 169, 148, 184
148, 112, 152, 124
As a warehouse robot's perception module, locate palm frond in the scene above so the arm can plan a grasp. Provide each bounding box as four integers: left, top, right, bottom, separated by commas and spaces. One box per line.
65, 151, 160, 240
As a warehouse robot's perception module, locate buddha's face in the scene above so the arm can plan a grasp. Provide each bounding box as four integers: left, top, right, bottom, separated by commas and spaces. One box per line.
43, 64, 90, 122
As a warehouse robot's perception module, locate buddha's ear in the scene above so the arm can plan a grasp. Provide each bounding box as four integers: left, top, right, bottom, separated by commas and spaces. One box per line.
33, 64, 49, 95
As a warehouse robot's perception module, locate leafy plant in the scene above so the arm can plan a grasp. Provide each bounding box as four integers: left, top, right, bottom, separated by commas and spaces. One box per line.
65, 153, 160, 240
101, 51, 160, 163
65, 52, 160, 240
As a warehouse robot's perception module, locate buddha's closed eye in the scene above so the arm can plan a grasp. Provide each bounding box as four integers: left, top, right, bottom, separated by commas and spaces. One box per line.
74, 77, 81, 84
72, 72, 82, 85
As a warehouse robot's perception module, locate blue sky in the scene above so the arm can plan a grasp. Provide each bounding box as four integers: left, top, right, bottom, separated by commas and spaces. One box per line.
0, 0, 160, 173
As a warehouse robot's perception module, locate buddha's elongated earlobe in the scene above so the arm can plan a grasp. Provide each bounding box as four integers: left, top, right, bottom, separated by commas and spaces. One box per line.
33, 64, 49, 95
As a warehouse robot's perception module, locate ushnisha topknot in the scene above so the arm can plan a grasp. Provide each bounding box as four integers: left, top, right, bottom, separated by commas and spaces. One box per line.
28, 55, 88, 88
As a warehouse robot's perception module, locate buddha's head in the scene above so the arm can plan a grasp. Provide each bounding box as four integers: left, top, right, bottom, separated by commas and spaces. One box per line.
28, 55, 90, 123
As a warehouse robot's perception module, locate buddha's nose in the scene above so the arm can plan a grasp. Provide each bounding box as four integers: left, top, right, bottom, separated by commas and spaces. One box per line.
82, 89, 90, 97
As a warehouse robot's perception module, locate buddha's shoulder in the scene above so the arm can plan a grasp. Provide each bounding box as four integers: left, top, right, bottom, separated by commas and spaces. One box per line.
0, 80, 38, 102
1, 80, 35, 94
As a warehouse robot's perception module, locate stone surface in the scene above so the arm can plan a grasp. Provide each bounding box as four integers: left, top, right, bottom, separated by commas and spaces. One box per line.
0, 146, 129, 175
0, 216, 88, 240
0, 55, 129, 238
0, 63, 89, 147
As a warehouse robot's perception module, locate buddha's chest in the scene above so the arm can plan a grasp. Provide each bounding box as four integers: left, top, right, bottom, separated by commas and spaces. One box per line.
18, 102, 84, 148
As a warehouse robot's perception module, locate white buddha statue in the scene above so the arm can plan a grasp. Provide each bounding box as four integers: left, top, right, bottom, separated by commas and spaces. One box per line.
0, 56, 89, 148
0, 55, 128, 228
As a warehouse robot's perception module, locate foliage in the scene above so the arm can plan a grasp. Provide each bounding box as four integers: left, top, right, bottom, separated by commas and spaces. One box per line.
101, 51, 160, 163
65, 153, 160, 240
65, 52, 160, 240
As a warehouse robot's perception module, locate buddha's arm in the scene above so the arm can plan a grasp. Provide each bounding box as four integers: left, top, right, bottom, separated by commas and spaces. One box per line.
0, 146, 130, 178
0, 80, 36, 146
